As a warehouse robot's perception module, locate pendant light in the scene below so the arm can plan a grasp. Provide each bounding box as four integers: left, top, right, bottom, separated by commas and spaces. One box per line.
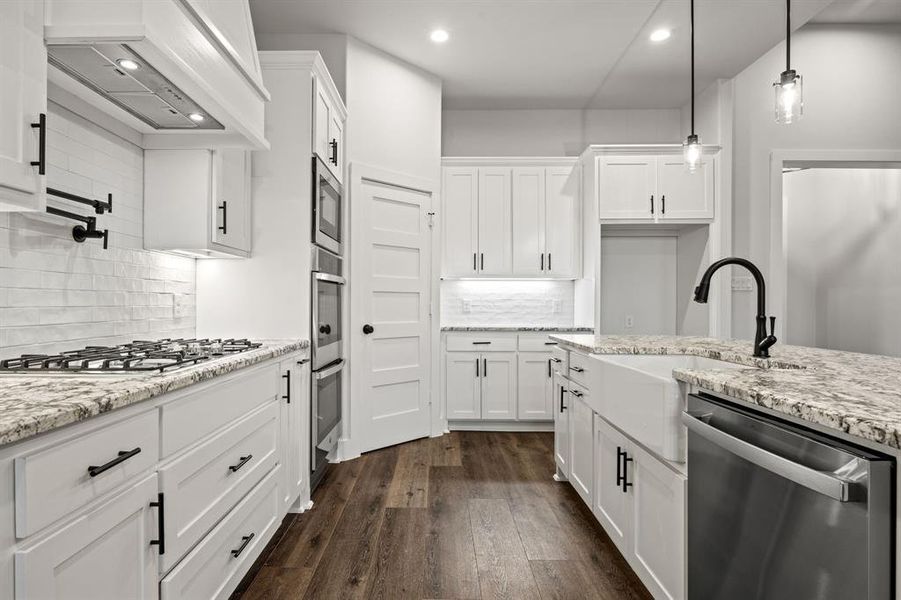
774, 0, 803, 123
683, 0, 701, 173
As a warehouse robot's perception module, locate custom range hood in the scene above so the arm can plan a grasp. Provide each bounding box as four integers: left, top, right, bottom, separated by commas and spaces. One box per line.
44, 0, 270, 149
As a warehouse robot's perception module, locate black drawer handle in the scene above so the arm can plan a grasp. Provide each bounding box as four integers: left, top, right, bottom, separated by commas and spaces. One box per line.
150, 492, 165, 555
231, 533, 255, 558
544, 342, 557, 345
282, 369, 291, 403
569, 366, 584, 373
617, 448, 633, 493
559, 387, 567, 413
229, 454, 253, 473
570, 390, 583, 398
31, 113, 46, 175
88, 447, 141, 477
330, 139, 338, 165
472, 341, 491, 345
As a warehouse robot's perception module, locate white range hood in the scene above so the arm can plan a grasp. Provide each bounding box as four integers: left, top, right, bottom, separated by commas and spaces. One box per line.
44, 0, 270, 149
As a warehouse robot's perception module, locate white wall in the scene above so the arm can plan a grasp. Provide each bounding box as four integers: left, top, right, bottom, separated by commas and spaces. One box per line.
256, 33, 348, 101
0, 103, 196, 358
785, 167, 901, 356
724, 24, 901, 339
440, 280, 574, 328
346, 38, 443, 183
442, 108, 682, 156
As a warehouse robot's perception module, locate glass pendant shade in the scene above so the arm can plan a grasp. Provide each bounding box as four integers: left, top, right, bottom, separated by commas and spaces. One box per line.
683, 134, 702, 173
774, 69, 803, 124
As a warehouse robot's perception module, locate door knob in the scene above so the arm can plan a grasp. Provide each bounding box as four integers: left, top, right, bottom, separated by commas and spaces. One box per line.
319, 324, 331, 335
363, 324, 374, 335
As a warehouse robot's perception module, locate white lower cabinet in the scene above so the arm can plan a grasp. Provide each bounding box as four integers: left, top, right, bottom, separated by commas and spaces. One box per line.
553, 372, 571, 479
279, 356, 310, 513
15, 473, 159, 600
445, 351, 517, 421
567, 382, 594, 507
481, 352, 517, 420
517, 352, 553, 420
592, 416, 685, 600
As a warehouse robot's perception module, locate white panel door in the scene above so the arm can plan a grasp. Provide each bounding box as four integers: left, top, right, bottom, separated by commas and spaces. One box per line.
553, 373, 570, 478
657, 156, 715, 221
598, 156, 657, 220
593, 417, 633, 555
480, 352, 516, 420
632, 446, 686, 600
511, 167, 545, 276
568, 386, 594, 506
211, 149, 251, 252
446, 352, 481, 420
517, 353, 553, 420
0, 0, 46, 212
544, 166, 579, 278
355, 176, 432, 452
15, 473, 158, 600
478, 168, 512, 275
442, 167, 479, 277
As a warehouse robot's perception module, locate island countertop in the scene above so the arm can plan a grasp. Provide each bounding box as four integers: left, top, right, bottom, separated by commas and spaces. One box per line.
550, 334, 901, 449
0, 340, 309, 447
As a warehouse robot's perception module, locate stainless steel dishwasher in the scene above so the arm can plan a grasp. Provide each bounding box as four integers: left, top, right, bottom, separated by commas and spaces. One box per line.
683, 393, 894, 599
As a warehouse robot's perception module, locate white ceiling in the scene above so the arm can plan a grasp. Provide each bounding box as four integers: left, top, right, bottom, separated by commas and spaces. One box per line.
250, 0, 896, 110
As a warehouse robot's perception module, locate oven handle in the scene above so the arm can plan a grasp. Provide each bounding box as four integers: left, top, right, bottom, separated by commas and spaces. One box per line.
314, 272, 346, 285
681, 411, 852, 502
314, 360, 345, 380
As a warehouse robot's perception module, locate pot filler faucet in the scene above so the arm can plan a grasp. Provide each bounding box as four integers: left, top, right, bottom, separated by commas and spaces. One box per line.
693, 257, 778, 358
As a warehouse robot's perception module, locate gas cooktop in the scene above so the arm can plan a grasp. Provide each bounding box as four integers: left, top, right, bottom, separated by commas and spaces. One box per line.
0, 338, 263, 374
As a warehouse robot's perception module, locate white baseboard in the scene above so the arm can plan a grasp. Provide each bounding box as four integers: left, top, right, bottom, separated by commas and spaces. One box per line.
448, 420, 554, 432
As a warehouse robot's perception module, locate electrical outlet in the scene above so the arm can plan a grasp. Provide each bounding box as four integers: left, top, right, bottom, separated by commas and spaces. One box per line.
462, 300, 471, 313
732, 276, 754, 291
625, 315, 635, 329
552, 300, 561, 313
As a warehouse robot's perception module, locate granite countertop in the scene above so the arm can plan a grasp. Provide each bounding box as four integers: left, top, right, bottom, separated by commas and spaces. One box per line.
442, 326, 594, 332
550, 334, 901, 449
0, 340, 309, 447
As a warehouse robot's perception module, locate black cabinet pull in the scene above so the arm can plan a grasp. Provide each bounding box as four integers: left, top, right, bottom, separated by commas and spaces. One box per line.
150, 493, 165, 555
570, 389, 583, 398
545, 342, 558, 346
218, 201, 228, 234
650, 194, 654, 214
569, 366, 584, 373
30, 113, 46, 175
616, 446, 623, 486
87, 447, 141, 477
472, 341, 491, 345
480, 253, 484, 270
559, 387, 567, 413
329, 139, 338, 165
483, 358, 487, 377
547, 358, 552, 378
231, 533, 255, 558
661, 195, 666, 215
282, 370, 291, 403
540, 253, 544, 271
473, 252, 477, 271
548, 253, 552, 271
229, 454, 253, 473
617, 449, 633, 493
475, 358, 479, 378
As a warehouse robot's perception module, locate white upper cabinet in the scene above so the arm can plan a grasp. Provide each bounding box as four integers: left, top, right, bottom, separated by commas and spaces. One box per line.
313, 74, 346, 183
442, 160, 580, 279
144, 148, 252, 257
591, 148, 716, 223
0, 0, 46, 212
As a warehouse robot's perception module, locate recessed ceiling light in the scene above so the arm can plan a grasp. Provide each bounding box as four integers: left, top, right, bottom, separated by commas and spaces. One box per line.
430, 29, 449, 43
116, 58, 140, 71
188, 113, 205, 122
649, 28, 672, 42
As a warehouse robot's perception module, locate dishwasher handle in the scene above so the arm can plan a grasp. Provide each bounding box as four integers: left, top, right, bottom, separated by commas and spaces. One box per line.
682, 411, 853, 502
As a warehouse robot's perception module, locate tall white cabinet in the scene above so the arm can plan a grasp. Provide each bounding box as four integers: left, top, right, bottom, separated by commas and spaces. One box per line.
0, 0, 47, 212
442, 159, 581, 279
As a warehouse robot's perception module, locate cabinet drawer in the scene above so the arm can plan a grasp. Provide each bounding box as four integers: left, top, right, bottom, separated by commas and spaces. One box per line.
446, 334, 516, 352
160, 466, 282, 600
161, 364, 278, 456
551, 346, 569, 375
517, 334, 563, 352
568, 352, 592, 388
15, 409, 159, 538
159, 401, 280, 571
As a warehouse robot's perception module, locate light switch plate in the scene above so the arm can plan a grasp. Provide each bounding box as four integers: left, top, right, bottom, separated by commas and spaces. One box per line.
462, 300, 471, 313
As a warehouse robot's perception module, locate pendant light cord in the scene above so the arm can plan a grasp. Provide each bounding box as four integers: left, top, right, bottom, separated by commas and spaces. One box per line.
785, 0, 791, 71
690, 0, 695, 136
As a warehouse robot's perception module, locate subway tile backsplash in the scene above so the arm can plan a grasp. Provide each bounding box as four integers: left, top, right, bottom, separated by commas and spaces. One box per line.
0, 102, 196, 358
441, 280, 574, 327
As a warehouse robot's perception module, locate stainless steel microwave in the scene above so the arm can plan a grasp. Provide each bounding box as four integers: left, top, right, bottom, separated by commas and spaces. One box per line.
312, 155, 342, 255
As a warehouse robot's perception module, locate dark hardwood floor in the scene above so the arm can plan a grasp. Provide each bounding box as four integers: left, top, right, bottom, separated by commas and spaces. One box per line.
232, 431, 651, 600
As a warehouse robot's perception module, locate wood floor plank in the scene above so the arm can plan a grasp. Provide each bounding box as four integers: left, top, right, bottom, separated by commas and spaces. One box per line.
364, 508, 428, 599
462, 432, 513, 499
239, 566, 313, 600
468, 498, 528, 565
428, 465, 472, 509
508, 494, 571, 561
424, 503, 481, 599
264, 459, 363, 568
385, 437, 430, 508
478, 556, 541, 600
530, 559, 652, 600
429, 431, 463, 466
301, 447, 398, 600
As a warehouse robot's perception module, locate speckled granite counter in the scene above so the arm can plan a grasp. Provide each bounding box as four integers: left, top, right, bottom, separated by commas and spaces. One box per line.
442, 326, 594, 332
0, 340, 308, 447
550, 334, 901, 449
